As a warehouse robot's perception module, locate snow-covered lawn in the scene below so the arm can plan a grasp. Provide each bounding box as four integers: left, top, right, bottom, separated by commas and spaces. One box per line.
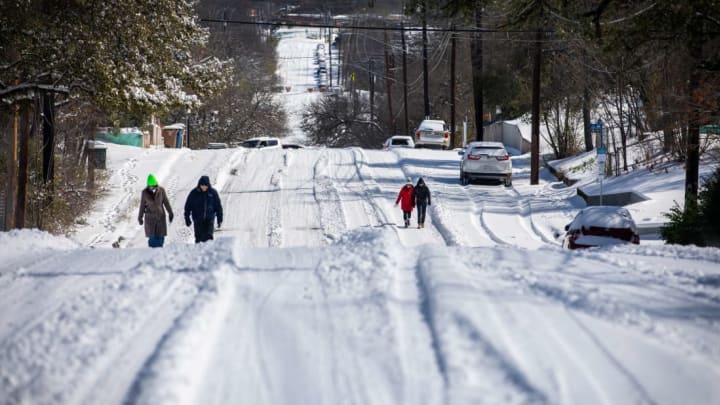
1, 26, 719, 405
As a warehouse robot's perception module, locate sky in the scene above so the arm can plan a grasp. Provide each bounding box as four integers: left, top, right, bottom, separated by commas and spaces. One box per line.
0, 27, 719, 405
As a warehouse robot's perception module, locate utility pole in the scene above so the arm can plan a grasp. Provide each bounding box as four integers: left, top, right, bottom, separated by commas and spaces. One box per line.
42, 93, 55, 184
450, 24, 456, 148
530, 27, 542, 185
16, 102, 31, 228
422, 1, 430, 118
401, 22, 409, 135
336, 30, 341, 85
369, 58, 375, 120
471, 6, 484, 141
384, 30, 395, 134
5, 104, 19, 230
328, 13, 332, 88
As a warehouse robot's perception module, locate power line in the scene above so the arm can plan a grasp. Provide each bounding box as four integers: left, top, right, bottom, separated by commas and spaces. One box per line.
199, 17, 553, 34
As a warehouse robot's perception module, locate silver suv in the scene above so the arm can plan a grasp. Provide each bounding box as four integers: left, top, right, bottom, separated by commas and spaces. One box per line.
414, 119, 450, 149
459, 141, 512, 186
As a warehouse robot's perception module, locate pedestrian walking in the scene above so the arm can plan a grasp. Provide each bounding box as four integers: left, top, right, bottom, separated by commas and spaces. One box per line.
138, 174, 174, 248
414, 177, 431, 228
395, 177, 415, 228
184, 175, 223, 243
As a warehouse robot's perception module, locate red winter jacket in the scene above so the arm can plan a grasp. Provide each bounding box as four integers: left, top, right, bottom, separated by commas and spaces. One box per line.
396, 185, 415, 211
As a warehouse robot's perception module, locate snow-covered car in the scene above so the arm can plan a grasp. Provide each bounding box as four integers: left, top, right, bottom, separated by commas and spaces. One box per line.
240, 137, 282, 149
563, 206, 640, 249
414, 119, 450, 149
383, 135, 415, 150
459, 141, 512, 186
282, 143, 305, 149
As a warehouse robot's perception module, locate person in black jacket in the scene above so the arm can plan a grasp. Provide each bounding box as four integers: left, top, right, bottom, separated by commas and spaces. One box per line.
184, 175, 223, 243
413, 177, 431, 228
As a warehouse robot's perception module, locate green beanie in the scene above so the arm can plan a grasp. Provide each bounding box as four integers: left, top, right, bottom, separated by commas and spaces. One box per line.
147, 174, 158, 186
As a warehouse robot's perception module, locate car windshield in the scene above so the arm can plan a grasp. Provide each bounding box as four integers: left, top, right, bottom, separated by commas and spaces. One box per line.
420, 122, 445, 131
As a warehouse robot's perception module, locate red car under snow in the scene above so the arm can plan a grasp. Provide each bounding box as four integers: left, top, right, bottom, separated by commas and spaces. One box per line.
563, 206, 640, 249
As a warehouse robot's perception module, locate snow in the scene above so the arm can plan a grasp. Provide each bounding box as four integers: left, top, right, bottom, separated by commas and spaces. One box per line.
567, 206, 638, 232
1, 26, 720, 405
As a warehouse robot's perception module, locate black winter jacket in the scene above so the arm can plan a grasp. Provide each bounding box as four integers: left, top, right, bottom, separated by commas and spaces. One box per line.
414, 181, 431, 205
184, 176, 223, 224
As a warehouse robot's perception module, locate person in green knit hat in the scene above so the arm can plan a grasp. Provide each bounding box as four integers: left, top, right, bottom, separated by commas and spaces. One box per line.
138, 174, 174, 247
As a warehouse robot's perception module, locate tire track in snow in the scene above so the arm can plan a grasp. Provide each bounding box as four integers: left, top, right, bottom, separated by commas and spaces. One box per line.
413, 248, 549, 403
350, 148, 397, 228
460, 186, 506, 245
123, 247, 237, 405
463, 184, 546, 249
311, 150, 347, 242
566, 310, 658, 405
0, 253, 201, 405
268, 167, 283, 247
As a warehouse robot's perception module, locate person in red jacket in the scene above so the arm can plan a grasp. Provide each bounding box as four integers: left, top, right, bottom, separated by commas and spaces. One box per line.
395, 177, 415, 228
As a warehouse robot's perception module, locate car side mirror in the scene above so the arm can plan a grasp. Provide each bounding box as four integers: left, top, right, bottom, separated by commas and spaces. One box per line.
564, 224, 569, 231
457, 150, 465, 156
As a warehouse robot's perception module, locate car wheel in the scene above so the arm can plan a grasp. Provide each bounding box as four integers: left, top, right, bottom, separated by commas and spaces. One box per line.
505, 176, 512, 187
460, 171, 467, 185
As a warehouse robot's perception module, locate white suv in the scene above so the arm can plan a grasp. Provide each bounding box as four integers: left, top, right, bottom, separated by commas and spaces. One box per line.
414, 119, 450, 149
459, 141, 512, 186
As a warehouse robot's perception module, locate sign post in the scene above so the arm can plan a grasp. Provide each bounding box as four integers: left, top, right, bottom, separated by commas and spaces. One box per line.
591, 120, 605, 205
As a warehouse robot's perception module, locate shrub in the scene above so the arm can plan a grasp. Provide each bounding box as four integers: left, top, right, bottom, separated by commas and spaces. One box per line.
661, 166, 720, 246
661, 200, 703, 245
699, 166, 720, 246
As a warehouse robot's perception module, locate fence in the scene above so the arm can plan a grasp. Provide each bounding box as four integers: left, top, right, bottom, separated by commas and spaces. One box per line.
483, 121, 531, 154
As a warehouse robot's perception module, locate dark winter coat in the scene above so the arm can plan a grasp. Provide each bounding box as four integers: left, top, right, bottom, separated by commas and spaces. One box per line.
414, 179, 431, 206
396, 184, 415, 211
184, 176, 223, 225
138, 186, 173, 237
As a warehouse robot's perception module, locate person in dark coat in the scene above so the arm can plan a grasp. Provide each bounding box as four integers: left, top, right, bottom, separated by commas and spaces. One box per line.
413, 177, 431, 228
184, 175, 223, 243
395, 177, 415, 228
138, 174, 174, 248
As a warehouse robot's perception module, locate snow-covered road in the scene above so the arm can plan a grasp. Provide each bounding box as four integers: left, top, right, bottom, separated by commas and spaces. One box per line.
1, 27, 719, 405
1, 144, 719, 405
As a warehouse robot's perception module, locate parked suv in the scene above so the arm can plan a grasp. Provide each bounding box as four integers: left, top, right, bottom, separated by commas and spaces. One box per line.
459, 141, 512, 186
414, 119, 450, 149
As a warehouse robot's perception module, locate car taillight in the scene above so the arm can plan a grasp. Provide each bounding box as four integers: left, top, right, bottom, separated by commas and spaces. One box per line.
415, 131, 421, 138
444, 131, 449, 139
496, 155, 509, 161
467, 154, 480, 160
